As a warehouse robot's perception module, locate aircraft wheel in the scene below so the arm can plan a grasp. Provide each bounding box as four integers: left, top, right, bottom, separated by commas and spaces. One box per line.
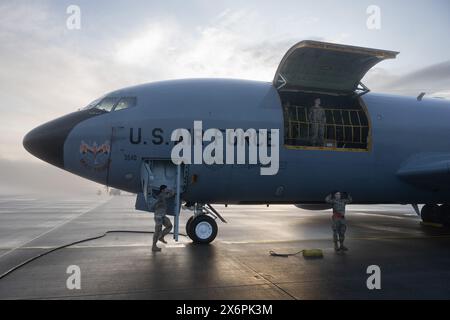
186, 216, 194, 238
421, 204, 440, 223
439, 204, 450, 226
188, 215, 218, 244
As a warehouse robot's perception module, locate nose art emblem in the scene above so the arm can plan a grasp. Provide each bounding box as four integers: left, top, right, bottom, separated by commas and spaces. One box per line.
79, 141, 111, 171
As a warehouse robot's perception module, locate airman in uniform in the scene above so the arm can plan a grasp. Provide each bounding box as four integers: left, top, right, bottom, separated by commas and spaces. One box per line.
152, 185, 175, 252
325, 191, 352, 252
309, 98, 327, 146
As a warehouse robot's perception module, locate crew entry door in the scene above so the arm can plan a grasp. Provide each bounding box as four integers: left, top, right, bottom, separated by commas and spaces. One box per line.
138, 160, 186, 241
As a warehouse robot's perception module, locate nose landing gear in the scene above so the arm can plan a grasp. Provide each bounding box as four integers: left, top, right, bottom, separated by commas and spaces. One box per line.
186, 215, 218, 244
185, 204, 226, 244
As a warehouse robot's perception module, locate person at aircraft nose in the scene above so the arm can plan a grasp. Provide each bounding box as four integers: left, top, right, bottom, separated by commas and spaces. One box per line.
152, 185, 175, 252
325, 191, 352, 252
309, 98, 326, 146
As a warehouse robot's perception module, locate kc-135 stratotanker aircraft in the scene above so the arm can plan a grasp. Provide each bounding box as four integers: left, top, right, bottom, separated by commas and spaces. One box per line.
23, 41, 450, 244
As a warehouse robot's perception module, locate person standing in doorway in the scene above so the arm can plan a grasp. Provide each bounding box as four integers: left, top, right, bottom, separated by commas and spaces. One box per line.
309, 98, 327, 146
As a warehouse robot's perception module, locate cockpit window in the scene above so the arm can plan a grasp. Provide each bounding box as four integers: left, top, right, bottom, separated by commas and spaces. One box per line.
95, 97, 120, 112
82, 95, 137, 113
82, 97, 102, 111
113, 97, 137, 111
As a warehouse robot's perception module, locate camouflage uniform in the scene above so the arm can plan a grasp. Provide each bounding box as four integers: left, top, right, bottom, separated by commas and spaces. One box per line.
152, 189, 174, 251
325, 194, 352, 251
308, 106, 326, 146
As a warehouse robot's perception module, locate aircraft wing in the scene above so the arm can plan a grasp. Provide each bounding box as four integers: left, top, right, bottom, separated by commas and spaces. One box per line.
397, 153, 450, 190
274, 40, 399, 94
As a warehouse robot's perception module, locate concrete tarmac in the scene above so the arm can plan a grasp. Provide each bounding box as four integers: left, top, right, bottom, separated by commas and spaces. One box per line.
0, 194, 449, 300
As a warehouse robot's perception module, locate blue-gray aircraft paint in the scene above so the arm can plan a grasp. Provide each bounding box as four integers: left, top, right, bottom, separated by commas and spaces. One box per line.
61, 78, 450, 204
21, 41, 449, 207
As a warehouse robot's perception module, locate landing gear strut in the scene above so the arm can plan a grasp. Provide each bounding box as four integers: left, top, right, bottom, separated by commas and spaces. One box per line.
185, 204, 226, 244
421, 204, 450, 226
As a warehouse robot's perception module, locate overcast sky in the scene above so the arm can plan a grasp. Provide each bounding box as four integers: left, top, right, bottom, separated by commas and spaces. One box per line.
0, 0, 449, 194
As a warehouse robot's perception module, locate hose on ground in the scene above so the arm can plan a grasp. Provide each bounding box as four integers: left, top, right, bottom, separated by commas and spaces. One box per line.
0, 230, 187, 281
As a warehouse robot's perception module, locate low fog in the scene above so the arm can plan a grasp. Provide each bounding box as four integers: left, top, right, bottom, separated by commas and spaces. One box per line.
0, 158, 101, 196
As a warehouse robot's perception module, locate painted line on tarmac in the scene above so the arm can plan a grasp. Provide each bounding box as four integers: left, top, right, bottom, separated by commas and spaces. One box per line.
220, 234, 450, 245
0, 241, 190, 250
0, 198, 111, 260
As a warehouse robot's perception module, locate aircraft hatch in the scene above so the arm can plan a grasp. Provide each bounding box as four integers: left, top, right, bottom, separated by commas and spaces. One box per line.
136, 160, 186, 241
273, 40, 399, 94
274, 40, 398, 152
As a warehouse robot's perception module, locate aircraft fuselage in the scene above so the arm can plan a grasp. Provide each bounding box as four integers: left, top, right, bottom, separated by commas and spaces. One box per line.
24, 78, 450, 204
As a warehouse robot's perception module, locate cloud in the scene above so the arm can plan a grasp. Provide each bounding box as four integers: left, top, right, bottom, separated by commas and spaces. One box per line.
430, 90, 450, 99
389, 60, 450, 96
0, 1, 52, 38
0, 3, 130, 160
365, 61, 450, 97
112, 9, 295, 82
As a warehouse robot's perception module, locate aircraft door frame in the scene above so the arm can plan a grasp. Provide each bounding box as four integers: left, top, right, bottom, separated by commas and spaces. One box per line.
141, 158, 187, 241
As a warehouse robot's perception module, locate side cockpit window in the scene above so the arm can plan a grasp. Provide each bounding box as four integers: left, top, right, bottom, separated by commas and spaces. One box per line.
83, 96, 137, 113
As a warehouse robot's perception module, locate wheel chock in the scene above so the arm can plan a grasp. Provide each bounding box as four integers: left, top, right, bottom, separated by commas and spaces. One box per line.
302, 249, 324, 258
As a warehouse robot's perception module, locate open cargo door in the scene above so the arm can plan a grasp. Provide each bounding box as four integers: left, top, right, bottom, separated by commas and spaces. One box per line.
277, 41, 399, 152
274, 40, 398, 95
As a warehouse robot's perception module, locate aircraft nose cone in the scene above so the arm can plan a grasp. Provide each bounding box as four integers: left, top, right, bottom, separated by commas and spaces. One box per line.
23, 120, 66, 168
23, 111, 101, 169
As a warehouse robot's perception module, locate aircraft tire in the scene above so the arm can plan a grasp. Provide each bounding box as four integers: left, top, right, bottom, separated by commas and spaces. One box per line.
188, 215, 218, 244
186, 216, 194, 239
421, 204, 440, 223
